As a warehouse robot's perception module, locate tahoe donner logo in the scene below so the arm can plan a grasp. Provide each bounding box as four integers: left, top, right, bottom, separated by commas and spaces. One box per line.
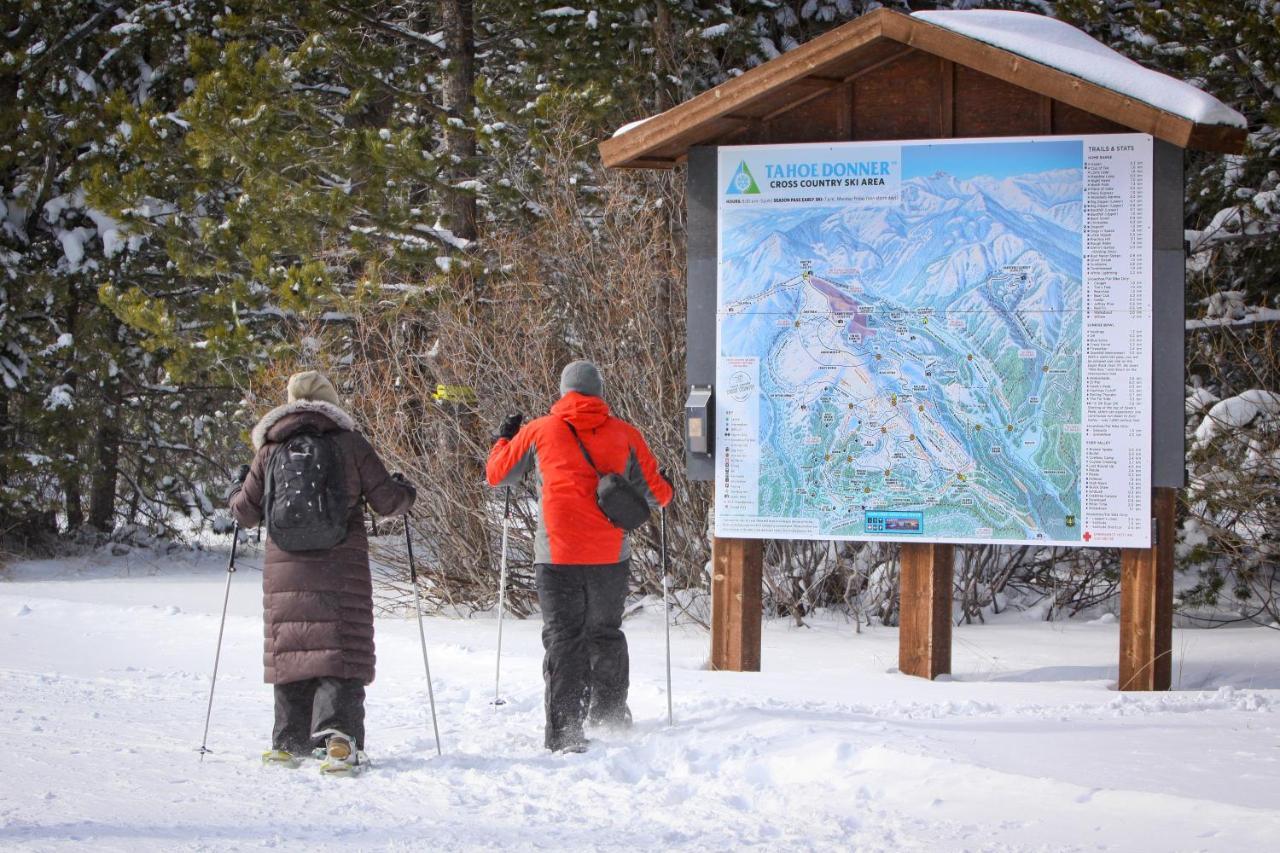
726, 161, 761, 195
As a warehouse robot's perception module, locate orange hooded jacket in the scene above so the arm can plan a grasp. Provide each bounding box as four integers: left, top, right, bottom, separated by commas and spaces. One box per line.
486, 392, 673, 565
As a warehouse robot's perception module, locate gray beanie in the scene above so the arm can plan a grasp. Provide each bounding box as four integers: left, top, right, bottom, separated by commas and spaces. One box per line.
560, 360, 603, 398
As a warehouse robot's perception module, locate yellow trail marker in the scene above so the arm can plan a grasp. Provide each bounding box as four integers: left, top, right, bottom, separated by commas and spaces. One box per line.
432, 384, 477, 404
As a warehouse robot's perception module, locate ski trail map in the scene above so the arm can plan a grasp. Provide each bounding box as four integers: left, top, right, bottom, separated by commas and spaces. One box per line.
715, 135, 1152, 547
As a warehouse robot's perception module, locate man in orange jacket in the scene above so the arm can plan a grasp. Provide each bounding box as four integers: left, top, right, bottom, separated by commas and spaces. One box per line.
487, 360, 673, 752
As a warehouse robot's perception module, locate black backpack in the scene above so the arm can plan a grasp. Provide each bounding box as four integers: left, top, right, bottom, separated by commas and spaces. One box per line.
265, 429, 349, 551
564, 420, 651, 531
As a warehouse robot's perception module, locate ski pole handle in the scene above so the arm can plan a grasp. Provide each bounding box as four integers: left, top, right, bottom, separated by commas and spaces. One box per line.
228, 521, 240, 574
404, 514, 417, 584
503, 487, 511, 520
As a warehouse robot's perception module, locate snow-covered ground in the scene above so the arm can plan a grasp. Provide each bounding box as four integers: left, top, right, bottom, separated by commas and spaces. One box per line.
2, 545, 1278, 852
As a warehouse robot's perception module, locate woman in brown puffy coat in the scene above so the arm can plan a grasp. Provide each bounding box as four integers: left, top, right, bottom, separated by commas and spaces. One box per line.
229, 371, 415, 768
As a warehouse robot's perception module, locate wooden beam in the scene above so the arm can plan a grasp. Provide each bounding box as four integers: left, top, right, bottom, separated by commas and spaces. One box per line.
710, 537, 763, 671
788, 76, 843, 92
844, 44, 915, 83
622, 158, 680, 169
613, 115, 755, 170
1186, 122, 1251, 154
1038, 94, 1053, 135
898, 542, 953, 680
756, 85, 835, 125
1119, 487, 1176, 690
940, 58, 955, 138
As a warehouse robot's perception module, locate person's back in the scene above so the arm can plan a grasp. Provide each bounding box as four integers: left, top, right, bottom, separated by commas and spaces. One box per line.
486, 360, 672, 752
487, 389, 665, 565
229, 370, 414, 771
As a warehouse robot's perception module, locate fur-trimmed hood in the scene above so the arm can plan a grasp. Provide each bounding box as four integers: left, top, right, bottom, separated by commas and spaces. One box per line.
251, 399, 356, 450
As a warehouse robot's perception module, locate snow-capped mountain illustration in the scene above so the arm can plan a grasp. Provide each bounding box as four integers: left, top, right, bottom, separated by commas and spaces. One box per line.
721, 168, 1083, 315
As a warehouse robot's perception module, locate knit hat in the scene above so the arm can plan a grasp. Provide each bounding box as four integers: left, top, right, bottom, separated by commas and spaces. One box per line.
559, 360, 603, 398
286, 370, 340, 407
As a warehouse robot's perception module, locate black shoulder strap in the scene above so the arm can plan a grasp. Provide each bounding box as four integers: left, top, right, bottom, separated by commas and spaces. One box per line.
562, 419, 601, 475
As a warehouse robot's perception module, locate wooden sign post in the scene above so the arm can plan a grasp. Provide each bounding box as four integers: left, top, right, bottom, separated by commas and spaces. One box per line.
898, 542, 954, 680
710, 537, 763, 671
1118, 487, 1177, 690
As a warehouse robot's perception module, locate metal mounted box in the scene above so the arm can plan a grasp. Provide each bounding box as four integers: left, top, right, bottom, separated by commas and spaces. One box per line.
685, 385, 714, 457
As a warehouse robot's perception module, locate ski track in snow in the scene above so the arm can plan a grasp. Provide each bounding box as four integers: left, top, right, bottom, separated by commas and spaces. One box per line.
2, 548, 1279, 851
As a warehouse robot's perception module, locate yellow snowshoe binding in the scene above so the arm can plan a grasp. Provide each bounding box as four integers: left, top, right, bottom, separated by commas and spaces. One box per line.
261, 749, 301, 768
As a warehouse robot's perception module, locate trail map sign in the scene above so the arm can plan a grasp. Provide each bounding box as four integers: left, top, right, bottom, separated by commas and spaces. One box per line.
714, 134, 1153, 547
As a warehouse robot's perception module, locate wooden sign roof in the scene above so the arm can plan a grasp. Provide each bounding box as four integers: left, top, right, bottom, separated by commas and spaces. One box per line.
600, 8, 1246, 169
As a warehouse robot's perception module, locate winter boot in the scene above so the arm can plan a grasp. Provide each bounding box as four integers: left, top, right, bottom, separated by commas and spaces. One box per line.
547, 728, 590, 754
588, 703, 633, 733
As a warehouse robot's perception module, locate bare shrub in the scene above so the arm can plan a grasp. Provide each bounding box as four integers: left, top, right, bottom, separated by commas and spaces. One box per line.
255, 119, 711, 621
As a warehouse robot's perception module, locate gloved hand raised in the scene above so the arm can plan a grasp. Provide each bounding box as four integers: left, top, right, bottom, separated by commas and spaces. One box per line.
495, 413, 523, 442
391, 472, 417, 502
237, 464, 251, 483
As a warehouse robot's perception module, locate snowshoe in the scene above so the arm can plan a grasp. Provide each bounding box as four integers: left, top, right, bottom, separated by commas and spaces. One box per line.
319, 751, 369, 776
261, 749, 302, 769
316, 731, 367, 776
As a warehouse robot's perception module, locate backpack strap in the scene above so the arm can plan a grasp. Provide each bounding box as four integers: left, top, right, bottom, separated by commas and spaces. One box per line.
562, 420, 602, 475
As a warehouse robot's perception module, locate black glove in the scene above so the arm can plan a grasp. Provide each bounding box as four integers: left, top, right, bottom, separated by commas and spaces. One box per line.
225, 464, 251, 502
495, 412, 523, 441
391, 472, 417, 503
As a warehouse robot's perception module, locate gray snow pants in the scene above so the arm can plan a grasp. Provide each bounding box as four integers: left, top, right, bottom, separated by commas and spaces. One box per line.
272, 676, 366, 754
535, 560, 631, 750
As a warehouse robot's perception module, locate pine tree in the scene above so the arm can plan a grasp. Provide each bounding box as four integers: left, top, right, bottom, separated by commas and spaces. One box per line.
1, 1, 246, 544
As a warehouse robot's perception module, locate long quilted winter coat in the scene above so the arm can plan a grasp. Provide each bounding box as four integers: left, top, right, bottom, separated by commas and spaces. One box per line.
229, 400, 414, 685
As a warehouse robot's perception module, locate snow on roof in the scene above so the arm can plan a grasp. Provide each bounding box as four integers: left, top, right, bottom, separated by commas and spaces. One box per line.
914, 10, 1245, 129
612, 114, 654, 138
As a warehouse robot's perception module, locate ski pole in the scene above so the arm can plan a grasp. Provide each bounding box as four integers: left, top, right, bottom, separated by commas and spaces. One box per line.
493, 487, 512, 706
661, 506, 673, 727
405, 516, 443, 756
198, 521, 239, 761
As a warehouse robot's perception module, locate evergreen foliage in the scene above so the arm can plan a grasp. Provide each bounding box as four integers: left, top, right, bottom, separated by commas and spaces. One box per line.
1, 1, 232, 545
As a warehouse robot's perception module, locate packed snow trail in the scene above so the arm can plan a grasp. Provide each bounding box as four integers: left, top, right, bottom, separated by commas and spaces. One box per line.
2, 548, 1279, 851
